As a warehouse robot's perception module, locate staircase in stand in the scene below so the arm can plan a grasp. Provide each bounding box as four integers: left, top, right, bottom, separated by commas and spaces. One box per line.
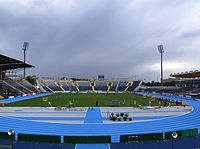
55, 82, 65, 91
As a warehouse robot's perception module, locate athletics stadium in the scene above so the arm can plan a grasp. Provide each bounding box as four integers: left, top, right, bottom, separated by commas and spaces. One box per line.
0, 54, 200, 149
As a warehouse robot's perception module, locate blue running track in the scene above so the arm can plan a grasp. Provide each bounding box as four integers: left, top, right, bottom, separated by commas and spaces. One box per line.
0, 93, 52, 103
84, 108, 103, 123
75, 144, 109, 149
6, 115, 173, 121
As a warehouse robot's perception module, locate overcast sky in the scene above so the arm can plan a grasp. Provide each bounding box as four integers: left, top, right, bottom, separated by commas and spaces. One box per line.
0, 0, 200, 81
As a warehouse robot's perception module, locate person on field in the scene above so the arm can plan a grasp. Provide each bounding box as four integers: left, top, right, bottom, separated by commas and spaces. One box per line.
69, 100, 73, 108
96, 100, 99, 107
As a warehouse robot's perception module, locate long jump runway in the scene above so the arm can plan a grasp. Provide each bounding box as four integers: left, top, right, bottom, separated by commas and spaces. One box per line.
0, 93, 199, 143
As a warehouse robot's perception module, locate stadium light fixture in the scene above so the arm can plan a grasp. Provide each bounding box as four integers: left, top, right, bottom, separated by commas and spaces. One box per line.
157, 45, 164, 86
171, 132, 178, 149
22, 42, 29, 79
8, 129, 15, 149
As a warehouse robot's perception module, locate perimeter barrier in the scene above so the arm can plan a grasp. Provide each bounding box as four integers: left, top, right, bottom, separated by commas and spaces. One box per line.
64, 136, 111, 143
0, 128, 197, 144
120, 128, 198, 143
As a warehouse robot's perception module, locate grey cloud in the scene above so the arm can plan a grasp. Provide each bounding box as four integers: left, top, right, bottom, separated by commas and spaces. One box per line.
181, 29, 200, 38
0, 0, 200, 81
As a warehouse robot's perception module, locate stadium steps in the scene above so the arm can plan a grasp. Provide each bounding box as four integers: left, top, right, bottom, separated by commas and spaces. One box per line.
54, 82, 65, 91
92, 86, 95, 92
59, 85, 65, 91
124, 86, 129, 92
124, 82, 129, 92
72, 82, 80, 92
115, 81, 120, 91
107, 82, 111, 92
124, 81, 133, 92
36, 80, 46, 92
59, 85, 66, 91
75, 144, 110, 149
75, 86, 80, 92
61, 83, 71, 91
107, 86, 110, 92
117, 81, 128, 92
2, 81, 25, 95
111, 135, 120, 143
16, 81, 33, 93
90, 82, 95, 92
41, 81, 54, 92
133, 81, 142, 91
109, 82, 117, 92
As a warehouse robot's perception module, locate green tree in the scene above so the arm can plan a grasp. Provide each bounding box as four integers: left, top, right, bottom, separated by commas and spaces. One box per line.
25, 75, 36, 85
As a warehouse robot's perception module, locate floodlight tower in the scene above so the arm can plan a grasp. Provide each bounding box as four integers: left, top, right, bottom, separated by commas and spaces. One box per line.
157, 45, 164, 86
22, 42, 29, 79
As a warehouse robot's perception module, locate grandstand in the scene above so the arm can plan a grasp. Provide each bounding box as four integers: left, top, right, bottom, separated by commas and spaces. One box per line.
140, 70, 200, 98
94, 81, 107, 92
170, 70, 200, 88
42, 80, 63, 92
76, 81, 91, 91
110, 81, 118, 92
37, 79, 142, 93
0, 54, 40, 98
170, 70, 200, 97
57, 80, 73, 91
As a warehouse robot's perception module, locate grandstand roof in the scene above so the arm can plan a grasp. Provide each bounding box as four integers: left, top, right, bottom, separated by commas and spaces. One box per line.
0, 54, 34, 71
170, 70, 200, 78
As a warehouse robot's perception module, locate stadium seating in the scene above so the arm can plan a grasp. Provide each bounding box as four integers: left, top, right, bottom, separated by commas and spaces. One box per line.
43, 80, 62, 92
189, 88, 200, 96
126, 81, 142, 92
19, 80, 40, 93
71, 81, 80, 92
38, 79, 141, 93
0, 79, 43, 98
3, 81, 28, 94
0, 81, 21, 97
141, 86, 182, 94
117, 81, 129, 92
175, 87, 194, 95
109, 81, 118, 92
59, 81, 79, 92
38, 80, 53, 92
58, 80, 72, 91
77, 81, 91, 92
94, 81, 108, 91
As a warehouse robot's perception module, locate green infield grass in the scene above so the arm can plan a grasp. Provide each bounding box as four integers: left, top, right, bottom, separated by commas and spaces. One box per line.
6, 93, 176, 107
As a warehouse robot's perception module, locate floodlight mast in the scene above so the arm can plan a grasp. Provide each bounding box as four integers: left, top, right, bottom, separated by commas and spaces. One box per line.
157, 45, 164, 86
22, 42, 29, 79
